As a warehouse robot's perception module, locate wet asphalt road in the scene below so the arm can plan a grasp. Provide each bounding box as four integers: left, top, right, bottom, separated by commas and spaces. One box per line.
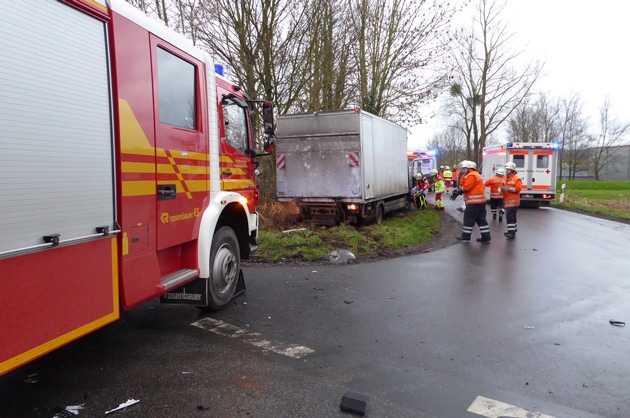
1, 201, 629, 418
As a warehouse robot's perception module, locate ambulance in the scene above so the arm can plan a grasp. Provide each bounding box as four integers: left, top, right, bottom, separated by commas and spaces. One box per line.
481, 142, 559, 207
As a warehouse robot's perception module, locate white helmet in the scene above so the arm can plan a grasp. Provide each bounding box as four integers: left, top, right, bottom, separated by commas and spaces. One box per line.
431, 168, 438, 175
445, 165, 450, 170
459, 160, 470, 169
469, 161, 477, 170
496, 168, 505, 176
415, 173, 423, 180
505, 162, 516, 171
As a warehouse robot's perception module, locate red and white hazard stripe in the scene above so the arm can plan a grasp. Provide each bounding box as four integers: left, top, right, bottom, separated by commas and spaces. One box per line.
348, 151, 360, 167
276, 153, 285, 170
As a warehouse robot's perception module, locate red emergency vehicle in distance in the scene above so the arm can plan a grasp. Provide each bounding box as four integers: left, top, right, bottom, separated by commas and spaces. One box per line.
0, 0, 275, 376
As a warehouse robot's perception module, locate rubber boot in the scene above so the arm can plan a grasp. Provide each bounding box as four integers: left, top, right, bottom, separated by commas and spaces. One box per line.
456, 235, 471, 241
504, 231, 516, 239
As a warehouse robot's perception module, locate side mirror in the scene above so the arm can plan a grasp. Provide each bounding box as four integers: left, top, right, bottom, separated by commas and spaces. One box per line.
262, 101, 275, 153
262, 101, 276, 137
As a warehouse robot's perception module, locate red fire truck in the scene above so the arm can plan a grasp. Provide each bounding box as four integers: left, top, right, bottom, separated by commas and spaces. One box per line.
0, 0, 275, 376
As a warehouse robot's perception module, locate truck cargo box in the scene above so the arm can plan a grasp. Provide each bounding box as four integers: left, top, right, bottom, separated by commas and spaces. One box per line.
276, 109, 409, 224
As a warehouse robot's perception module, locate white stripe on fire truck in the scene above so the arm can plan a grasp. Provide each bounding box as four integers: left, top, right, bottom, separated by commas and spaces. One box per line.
191, 317, 314, 359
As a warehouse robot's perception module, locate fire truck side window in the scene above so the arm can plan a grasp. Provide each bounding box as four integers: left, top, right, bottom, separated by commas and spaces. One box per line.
157, 47, 197, 130
537, 155, 549, 168
223, 103, 248, 151
513, 155, 525, 168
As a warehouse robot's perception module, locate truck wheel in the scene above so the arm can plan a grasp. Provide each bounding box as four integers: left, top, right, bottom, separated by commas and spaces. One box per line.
206, 226, 240, 311
375, 204, 384, 224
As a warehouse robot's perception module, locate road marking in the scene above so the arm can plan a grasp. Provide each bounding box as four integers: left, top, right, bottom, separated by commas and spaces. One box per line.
191, 317, 315, 359
467, 396, 556, 418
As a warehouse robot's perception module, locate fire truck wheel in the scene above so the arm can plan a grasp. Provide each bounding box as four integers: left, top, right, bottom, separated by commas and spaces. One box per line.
207, 226, 241, 310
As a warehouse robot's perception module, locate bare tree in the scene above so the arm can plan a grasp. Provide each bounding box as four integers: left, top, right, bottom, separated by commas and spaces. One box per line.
426, 124, 468, 167
592, 97, 630, 179
447, 0, 542, 164
507, 94, 560, 143
194, 0, 303, 112
349, 0, 460, 125
293, 1, 355, 112
557, 94, 589, 180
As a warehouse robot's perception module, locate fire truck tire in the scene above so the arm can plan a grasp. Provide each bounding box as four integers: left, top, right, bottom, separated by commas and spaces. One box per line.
207, 226, 241, 311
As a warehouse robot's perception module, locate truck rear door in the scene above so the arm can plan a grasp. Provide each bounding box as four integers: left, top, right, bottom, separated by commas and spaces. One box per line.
510, 149, 554, 192
361, 115, 375, 200
531, 150, 555, 192
509, 150, 531, 189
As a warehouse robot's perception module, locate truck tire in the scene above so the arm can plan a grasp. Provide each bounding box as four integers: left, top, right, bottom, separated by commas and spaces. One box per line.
375, 204, 384, 224
206, 226, 240, 311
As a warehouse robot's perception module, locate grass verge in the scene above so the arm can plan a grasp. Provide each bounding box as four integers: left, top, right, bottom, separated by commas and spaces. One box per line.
553, 180, 630, 221
252, 205, 441, 262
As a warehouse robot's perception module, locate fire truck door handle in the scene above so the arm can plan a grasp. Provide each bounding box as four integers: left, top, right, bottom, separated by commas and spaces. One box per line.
158, 184, 176, 200
223, 170, 233, 175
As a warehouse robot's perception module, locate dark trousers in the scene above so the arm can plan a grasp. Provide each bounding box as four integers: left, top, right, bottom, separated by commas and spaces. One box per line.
462, 203, 491, 239
489, 198, 504, 215
506, 207, 517, 233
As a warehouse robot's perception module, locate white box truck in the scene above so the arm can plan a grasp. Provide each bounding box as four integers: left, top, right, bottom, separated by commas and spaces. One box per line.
276, 109, 409, 225
482, 142, 559, 207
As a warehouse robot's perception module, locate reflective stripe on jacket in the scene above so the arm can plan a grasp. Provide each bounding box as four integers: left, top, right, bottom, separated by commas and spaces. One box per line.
503, 173, 522, 208
461, 170, 486, 204
443, 169, 453, 179
485, 175, 504, 199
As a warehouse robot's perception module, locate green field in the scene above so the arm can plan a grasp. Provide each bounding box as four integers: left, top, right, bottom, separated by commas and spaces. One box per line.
554, 180, 630, 220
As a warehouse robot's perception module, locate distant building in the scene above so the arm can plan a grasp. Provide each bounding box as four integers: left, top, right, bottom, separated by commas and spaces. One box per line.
560, 145, 630, 181
591, 145, 630, 181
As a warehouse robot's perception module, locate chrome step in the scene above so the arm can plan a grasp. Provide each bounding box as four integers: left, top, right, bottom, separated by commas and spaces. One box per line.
160, 269, 199, 292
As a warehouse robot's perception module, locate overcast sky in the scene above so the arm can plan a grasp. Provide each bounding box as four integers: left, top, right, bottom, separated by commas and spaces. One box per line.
408, 0, 630, 150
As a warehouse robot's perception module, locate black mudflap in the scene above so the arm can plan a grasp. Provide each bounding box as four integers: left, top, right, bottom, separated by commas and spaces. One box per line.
160, 277, 207, 305
160, 269, 246, 306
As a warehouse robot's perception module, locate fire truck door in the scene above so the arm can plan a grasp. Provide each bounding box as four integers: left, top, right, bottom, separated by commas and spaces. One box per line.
217, 86, 257, 211
152, 40, 208, 250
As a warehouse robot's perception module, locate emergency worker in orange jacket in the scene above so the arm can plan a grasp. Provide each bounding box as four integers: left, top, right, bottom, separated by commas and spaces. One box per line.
452, 160, 491, 242
500, 162, 522, 239
484, 167, 505, 221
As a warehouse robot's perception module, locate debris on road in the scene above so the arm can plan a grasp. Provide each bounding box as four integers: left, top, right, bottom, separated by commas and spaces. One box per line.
52, 403, 85, 417
105, 399, 139, 415
24, 373, 38, 384
340, 391, 369, 416
609, 320, 625, 327
324, 249, 357, 265
282, 228, 307, 234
